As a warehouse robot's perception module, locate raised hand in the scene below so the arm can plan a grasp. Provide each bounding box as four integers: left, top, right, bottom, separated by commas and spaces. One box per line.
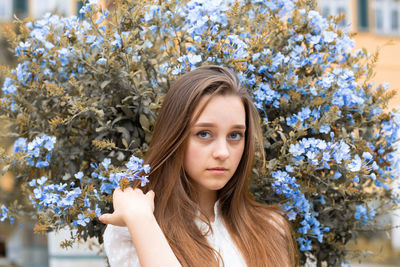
99, 187, 155, 226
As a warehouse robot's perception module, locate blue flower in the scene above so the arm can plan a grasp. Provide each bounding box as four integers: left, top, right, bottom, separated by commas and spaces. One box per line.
101, 158, 111, 171
126, 155, 144, 171
309, 35, 321, 45
12, 62, 32, 86
13, 138, 27, 153
180, 54, 202, 66
100, 183, 114, 194
111, 33, 122, 48
16, 135, 56, 168
37, 176, 48, 185
348, 155, 362, 172
334, 171, 342, 179
74, 172, 84, 180
143, 164, 151, 174
332, 141, 351, 163
35, 160, 49, 168
94, 205, 102, 217
322, 31, 337, 43
354, 204, 375, 224
2, 78, 17, 94
75, 213, 90, 226
42, 135, 56, 151
15, 41, 31, 56
227, 35, 248, 59
297, 237, 312, 251
285, 165, 294, 173
79, 0, 98, 15
253, 83, 281, 110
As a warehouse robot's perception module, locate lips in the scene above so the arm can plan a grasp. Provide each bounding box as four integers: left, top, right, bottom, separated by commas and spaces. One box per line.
207, 168, 228, 174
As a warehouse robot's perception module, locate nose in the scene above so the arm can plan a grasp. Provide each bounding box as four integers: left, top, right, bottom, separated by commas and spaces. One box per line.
212, 138, 229, 160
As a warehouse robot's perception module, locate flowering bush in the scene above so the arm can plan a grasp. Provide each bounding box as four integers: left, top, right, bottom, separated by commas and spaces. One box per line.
0, 0, 399, 265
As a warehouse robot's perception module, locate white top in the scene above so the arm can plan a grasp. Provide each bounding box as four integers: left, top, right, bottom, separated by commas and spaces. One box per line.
103, 201, 246, 267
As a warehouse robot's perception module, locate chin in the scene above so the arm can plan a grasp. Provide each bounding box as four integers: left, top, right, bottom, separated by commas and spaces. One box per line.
203, 181, 229, 191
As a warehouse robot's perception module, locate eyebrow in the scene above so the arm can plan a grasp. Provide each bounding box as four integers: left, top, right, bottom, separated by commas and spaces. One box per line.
193, 122, 246, 129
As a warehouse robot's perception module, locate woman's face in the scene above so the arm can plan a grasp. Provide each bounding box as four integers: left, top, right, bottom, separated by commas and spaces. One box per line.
183, 94, 246, 196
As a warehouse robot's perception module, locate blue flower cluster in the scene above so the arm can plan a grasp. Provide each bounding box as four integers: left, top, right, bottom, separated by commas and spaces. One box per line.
380, 111, 400, 145
25, 155, 149, 227
178, 0, 234, 37
28, 175, 100, 227
13, 134, 56, 168
288, 137, 381, 185
92, 155, 150, 195
354, 204, 376, 225
330, 68, 364, 108
79, 0, 98, 16
1, 77, 17, 94
286, 107, 320, 130
7, 7, 112, 86
29, 176, 81, 211
271, 170, 329, 250
289, 137, 349, 166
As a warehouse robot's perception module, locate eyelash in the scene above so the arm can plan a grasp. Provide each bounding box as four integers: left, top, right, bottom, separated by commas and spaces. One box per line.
196, 131, 243, 141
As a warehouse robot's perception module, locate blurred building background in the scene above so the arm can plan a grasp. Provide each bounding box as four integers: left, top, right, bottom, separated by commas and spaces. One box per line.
0, 0, 82, 21
317, 0, 400, 109
0, 0, 399, 266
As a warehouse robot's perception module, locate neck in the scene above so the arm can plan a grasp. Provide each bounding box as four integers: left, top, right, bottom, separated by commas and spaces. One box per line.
197, 188, 217, 222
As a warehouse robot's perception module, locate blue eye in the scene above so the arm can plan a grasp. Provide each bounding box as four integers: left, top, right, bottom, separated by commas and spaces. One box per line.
229, 132, 243, 141
196, 131, 211, 139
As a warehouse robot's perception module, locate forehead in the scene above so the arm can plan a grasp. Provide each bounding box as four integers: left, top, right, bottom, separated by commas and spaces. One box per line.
192, 95, 246, 125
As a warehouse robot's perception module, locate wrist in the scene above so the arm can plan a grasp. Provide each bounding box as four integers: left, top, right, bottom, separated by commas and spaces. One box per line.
124, 210, 156, 226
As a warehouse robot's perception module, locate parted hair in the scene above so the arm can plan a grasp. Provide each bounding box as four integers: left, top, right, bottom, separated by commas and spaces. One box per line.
141, 65, 298, 267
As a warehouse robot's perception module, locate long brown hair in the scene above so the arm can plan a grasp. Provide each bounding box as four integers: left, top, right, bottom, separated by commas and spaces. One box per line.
142, 65, 297, 266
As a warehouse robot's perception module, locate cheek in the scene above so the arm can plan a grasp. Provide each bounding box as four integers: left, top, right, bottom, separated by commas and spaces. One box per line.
183, 141, 202, 172
233, 142, 245, 164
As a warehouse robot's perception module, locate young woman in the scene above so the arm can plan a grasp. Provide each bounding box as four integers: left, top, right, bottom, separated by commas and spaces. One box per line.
99, 65, 298, 267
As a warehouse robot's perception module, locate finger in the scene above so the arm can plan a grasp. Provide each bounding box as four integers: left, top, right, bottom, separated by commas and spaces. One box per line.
133, 187, 143, 194
146, 190, 155, 200
99, 213, 123, 226
98, 213, 109, 224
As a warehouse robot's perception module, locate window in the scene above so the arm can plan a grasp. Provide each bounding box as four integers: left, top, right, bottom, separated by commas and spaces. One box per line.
373, 0, 400, 35
322, 7, 330, 19
337, 7, 347, 26
376, 9, 383, 31
77, 1, 84, 19
317, 0, 351, 29
13, 0, 28, 18
392, 10, 399, 31
31, 0, 70, 18
358, 0, 369, 31
0, 0, 13, 21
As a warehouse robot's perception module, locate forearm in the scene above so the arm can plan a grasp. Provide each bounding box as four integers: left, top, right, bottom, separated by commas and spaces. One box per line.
125, 213, 182, 267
